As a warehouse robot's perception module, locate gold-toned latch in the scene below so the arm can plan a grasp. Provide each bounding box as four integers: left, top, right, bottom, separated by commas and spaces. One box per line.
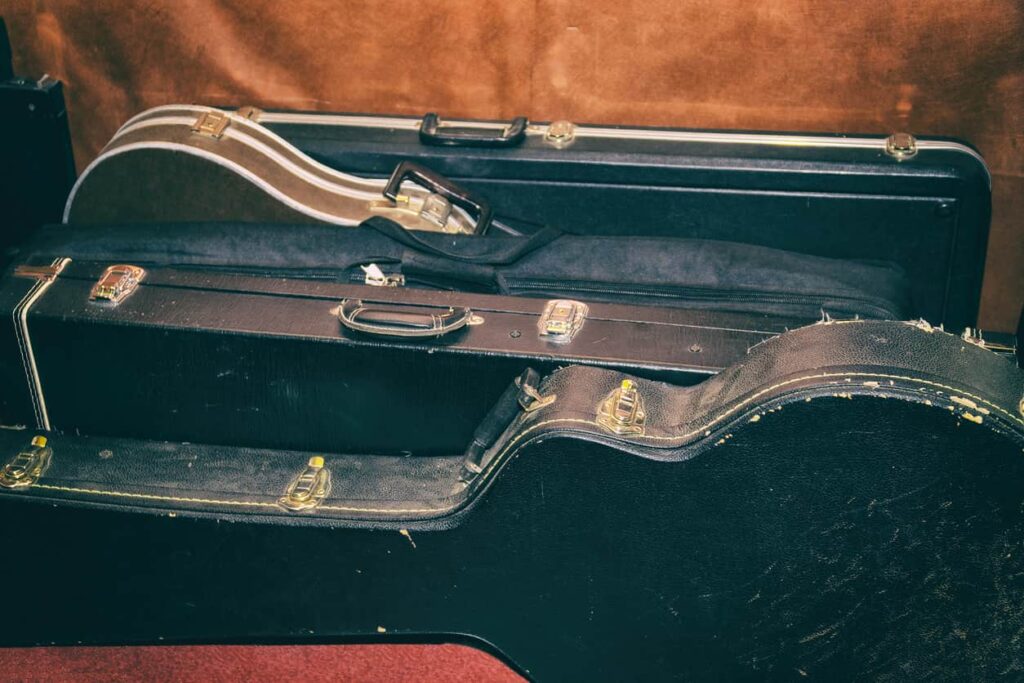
235, 106, 263, 122
367, 195, 474, 235
191, 110, 231, 138
544, 120, 576, 147
885, 132, 917, 160
90, 265, 145, 305
278, 456, 331, 512
0, 436, 52, 489
538, 299, 588, 343
13, 263, 65, 281
419, 193, 453, 228
597, 379, 646, 436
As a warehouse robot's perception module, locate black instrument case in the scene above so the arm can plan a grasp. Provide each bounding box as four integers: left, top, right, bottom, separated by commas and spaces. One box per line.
255, 109, 991, 328
0, 102, 1011, 682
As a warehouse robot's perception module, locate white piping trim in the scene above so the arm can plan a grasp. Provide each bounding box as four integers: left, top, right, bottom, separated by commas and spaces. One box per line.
113, 114, 388, 194
13, 258, 71, 430
116, 104, 193, 133
116, 105, 989, 176
64, 142, 361, 225
73, 114, 475, 226
254, 110, 987, 165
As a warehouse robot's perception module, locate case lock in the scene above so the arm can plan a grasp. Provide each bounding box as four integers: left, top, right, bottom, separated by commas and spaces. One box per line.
885, 132, 917, 160
544, 120, 576, 148
278, 456, 332, 512
1, 436, 52, 489
538, 299, 588, 343
597, 379, 646, 436
191, 110, 231, 138
90, 264, 145, 305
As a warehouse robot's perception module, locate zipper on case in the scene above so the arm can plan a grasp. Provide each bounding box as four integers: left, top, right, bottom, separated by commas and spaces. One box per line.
502, 278, 904, 320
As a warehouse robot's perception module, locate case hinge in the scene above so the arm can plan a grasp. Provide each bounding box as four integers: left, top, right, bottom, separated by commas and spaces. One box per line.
278, 456, 332, 512
597, 379, 647, 436
235, 106, 263, 122
13, 262, 68, 281
90, 265, 146, 305
1, 436, 52, 489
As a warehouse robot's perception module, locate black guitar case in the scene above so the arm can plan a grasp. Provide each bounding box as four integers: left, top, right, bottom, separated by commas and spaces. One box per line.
1, 311, 1022, 681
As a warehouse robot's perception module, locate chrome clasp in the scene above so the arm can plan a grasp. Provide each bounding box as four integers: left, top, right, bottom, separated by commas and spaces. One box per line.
1, 436, 52, 489
278, 456, 332, 512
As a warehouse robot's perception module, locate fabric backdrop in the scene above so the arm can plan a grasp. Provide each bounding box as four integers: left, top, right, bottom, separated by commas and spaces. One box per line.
2, 1, 1021, 329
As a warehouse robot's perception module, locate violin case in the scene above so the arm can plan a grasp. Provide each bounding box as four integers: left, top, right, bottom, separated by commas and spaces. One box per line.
1, 103, 1018, 681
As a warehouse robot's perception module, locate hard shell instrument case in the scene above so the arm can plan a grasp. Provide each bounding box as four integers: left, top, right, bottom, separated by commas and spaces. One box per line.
0, 102, 1014, 682
64, 105, 992, 329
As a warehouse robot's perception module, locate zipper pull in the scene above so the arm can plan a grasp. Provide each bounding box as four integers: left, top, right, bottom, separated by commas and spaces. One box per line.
361, 263, 406, 288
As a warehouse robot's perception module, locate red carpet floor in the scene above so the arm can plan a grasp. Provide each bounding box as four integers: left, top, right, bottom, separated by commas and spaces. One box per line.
0, 644, 525, 682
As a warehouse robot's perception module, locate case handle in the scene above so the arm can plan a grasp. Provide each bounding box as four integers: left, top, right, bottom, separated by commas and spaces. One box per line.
338, 298, 479, 338
419, 113, 528, 148
384, 161, 493, 235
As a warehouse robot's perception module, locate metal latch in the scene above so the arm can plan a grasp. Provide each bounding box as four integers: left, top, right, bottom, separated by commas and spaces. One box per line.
885, 132, 917, 160
516, 375, 557, 412
278, 456, 332, 512
90, 265, 146, 305
544, 120, 576, 148
235, 106, 263, 122
0, 436, 52, 489
597, 379, 646, 436
538, 299, 588, 343
361, 264, 406, 287
191, 110, 231, 138
419, 193, 453, 228
13, 263, 66, 281
961, 327, 1016, 355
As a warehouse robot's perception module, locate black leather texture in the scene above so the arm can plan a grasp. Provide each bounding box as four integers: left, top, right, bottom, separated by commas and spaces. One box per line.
0, 259, 793, 452
0, 320, 1022, 681
2, 319, 1020, 528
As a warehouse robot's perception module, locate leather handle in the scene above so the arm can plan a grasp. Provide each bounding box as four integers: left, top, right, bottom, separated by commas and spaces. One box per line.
419, 113, 528, 148
337, 298, 478, 338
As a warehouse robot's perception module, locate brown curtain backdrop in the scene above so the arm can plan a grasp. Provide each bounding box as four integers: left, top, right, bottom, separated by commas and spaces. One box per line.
3, 1, 1021, 330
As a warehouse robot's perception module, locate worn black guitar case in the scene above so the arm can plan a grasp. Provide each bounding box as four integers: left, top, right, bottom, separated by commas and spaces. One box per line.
1, 259, 1022, 680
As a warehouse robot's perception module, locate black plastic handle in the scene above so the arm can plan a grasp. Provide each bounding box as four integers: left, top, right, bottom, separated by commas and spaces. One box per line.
419, 113, 528, 148
384, 161, 493, 235
338, 299, 477, 338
